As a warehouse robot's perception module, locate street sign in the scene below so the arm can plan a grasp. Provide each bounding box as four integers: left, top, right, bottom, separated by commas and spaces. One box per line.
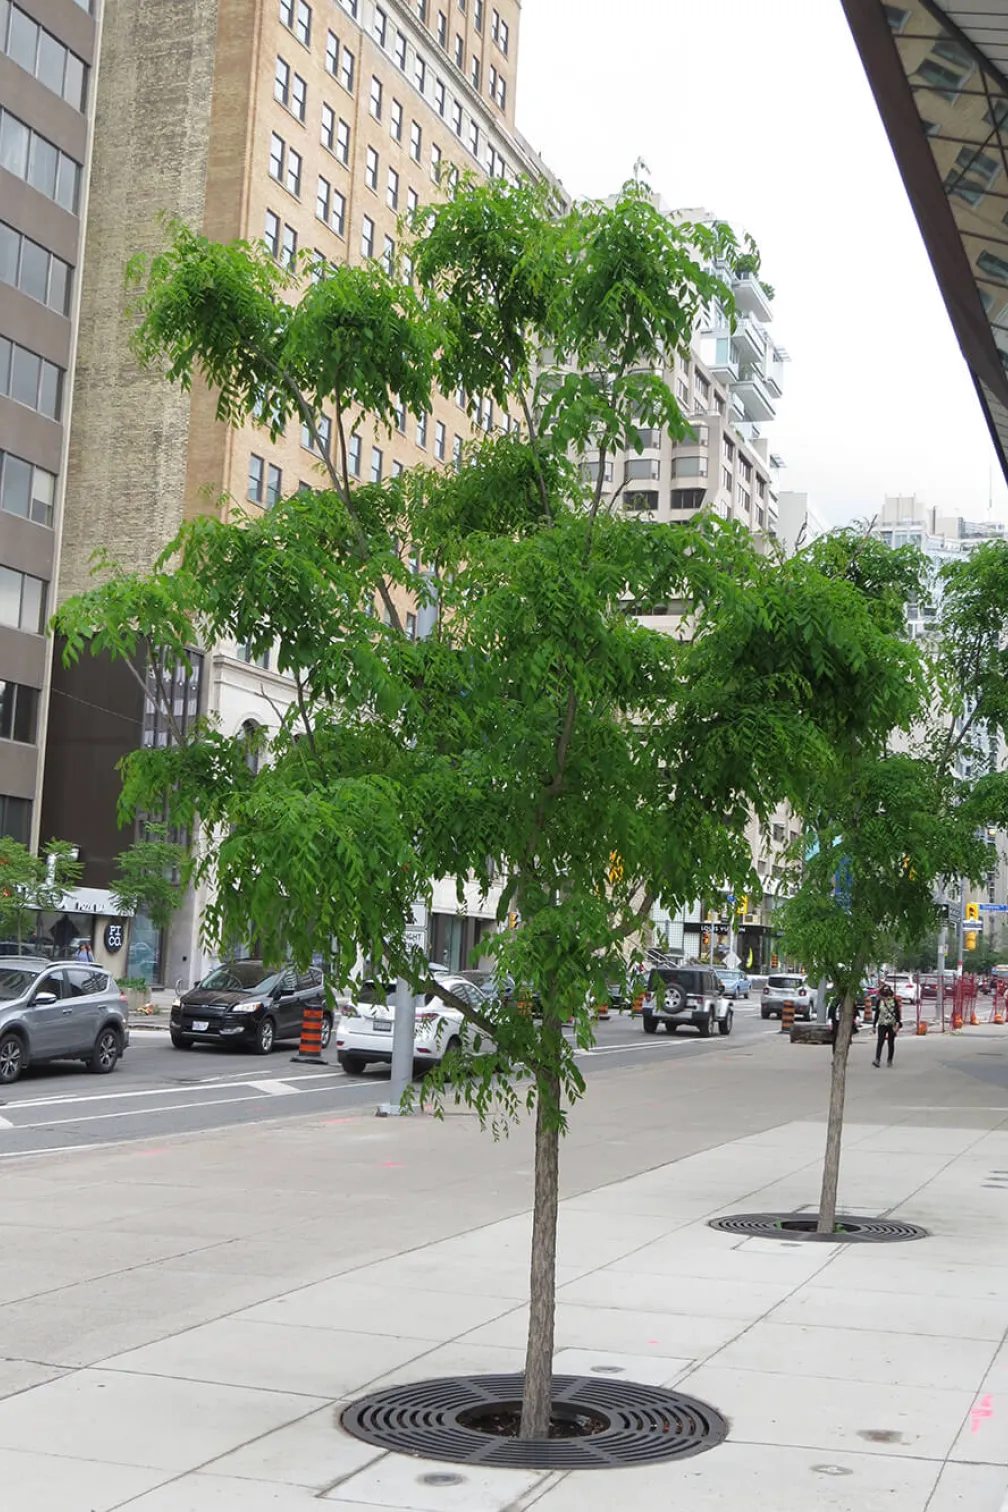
404, 926, 427, 950
980, 903, 1008, 912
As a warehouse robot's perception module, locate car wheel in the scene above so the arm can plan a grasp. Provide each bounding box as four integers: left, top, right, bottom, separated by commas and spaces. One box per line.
642, 1015, 658, 1034
170, 1030, 192, 1049
252, 1016, 275, 1055
320, 1014, 333, 1050
89, 1026, 121, 1074
698, 1009, 713, 1038
338, 1051, 366, 1074
0, 1032, 23, 1084
761, 1006, 770, 1019
719, 1009, 734, 1036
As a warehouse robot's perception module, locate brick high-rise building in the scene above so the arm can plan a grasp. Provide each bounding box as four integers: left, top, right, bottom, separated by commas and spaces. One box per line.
0, 0, 98, 852
41, 0, 536, 981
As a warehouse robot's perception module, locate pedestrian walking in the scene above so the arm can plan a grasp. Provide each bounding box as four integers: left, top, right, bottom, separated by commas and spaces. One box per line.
74, 939, 95, 963
872, 984, 902, 1067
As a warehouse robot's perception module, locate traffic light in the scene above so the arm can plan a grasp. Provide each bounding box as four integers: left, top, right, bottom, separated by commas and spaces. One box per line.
608, 851, 624, 885
966, 930, 979, 951
737, 894, 748, 917
507, 912, 519, 929
966, 902, 980, 923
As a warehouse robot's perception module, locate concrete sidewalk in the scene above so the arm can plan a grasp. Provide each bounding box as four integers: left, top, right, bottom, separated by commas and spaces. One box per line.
0, 1029, 1006, 1510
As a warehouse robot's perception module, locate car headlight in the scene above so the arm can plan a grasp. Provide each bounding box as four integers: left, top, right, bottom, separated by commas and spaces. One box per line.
231, 1001, 261, 1014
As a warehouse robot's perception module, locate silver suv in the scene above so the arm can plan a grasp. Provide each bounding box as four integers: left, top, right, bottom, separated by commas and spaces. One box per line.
0, 958, 129, 1084
641, 966, 733, 1037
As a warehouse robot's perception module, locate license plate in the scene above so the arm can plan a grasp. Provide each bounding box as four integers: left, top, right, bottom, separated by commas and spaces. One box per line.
191, 1019, 209, 1032
373, 1018, 393, 1033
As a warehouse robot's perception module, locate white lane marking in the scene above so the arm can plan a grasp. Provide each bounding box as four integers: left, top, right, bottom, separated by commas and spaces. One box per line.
1, 1071, 342, 1112
578, 1041, 701, 1057
6, 1079, 362, 1131
247, 1079, 300, 1096
0, 1114, 12, 1128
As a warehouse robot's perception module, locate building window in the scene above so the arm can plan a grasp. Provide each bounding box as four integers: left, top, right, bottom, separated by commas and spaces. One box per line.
0, 108, 81, 213
434, 420, 446, 459
390, 98, 403, 141
0, 223, 72, 315
387, 166, 399, 209
495, 72, 506, 108
330, 186, 346, 235
468, 119, 479, 156
452, 433, 463, 470
248, 453, 265, 503
236, 642, 270, 670
370, 446, 383, 482
430, 141, 443, 183
410, 120, 422, 162
365, 145, 379, 190
340, 45, 355, 92
266, 463, 283, 507
295, 0, 311, 45
321, 102, 334, 149
721, 464, 732, 493
348, 433, 361, 476
437, 9, 447, 45
394, 30, 407, 69
285, 145, 302, 196
0, 336, 62, 419
0, 795, 30, 844
281, 223, 297, 267
417, 0, 428, 21
2, 3, 89, 109
373, 6, 387, 45
370, 75, 383, 119
325, 30, 338, 75
316, 175, 330, 222
0, 564, 46, 633
336, 116, 351, 163
406, 185, 419, 216
434, 77, 447, 116
0, 681, 38, 744
280, 0, 294, 25
474, 0, 484, 29
269, 131, 285, 181
470, 55, 479, 89
339, 0, 358, 17
382, 233, 395, 273
0, 450, 55, 526
454, 33, 464, 66
415, 54, 427, 91
416, 411, 428, 447
451, 99, 463, 136
275, 55, 291, 104
291, 72, 307, 121
361, 214, 375, 258
405, 612, 417, 640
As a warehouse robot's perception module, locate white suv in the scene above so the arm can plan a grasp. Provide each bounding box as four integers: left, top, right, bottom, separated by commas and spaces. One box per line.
335, 975, 492, 1075
760, 974, 811, 1020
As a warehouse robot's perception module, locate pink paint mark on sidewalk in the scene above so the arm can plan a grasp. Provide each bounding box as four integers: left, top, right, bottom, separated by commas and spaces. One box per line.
971, 1394, 994, 1433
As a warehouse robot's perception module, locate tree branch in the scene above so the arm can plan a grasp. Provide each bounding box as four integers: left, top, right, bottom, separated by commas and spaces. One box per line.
519, 391, 553, 527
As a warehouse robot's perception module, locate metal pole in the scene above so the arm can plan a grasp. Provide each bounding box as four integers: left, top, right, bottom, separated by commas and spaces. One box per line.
957, 878, 966, 978
377, 976, 417, 1117
937, 920, 947, 1030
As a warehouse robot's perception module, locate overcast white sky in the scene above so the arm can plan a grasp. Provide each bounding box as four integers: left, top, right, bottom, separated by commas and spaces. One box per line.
514, 0, 1008, 528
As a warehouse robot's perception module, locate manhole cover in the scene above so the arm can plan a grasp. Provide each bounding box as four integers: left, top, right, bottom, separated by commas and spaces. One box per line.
708, 1213, 928, 1243
340, 1373, 728, 1469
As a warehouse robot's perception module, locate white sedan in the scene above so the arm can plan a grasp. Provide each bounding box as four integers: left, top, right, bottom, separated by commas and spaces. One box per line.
335, 975, 491, 1075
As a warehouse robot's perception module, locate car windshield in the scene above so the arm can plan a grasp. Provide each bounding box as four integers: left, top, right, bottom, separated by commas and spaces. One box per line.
199, 962, 278, 992
769, 976, 804, 989
0, 966, 41, 1000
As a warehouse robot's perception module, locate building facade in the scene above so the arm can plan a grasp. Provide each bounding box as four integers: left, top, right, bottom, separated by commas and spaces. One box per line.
42, 0, 528, 983
0, 0, 99, 850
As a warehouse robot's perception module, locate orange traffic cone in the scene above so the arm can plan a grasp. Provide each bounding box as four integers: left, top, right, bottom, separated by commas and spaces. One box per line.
291, 1004, 328, 1064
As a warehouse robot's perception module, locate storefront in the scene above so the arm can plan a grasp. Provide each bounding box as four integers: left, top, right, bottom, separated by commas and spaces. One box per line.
36, 887, 135, 977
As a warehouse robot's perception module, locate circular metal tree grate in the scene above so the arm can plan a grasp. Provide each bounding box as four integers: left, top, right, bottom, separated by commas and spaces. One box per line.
340, 1372, 728, 1470
708, 1212, 928, 1243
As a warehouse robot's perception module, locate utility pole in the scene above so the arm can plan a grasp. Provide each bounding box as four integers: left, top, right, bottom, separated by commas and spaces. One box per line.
957, 877, 966, 978
377, 975, 418, 1117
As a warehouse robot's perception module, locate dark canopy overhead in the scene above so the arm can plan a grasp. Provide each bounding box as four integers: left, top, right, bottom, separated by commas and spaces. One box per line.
842, 1, 1008, 480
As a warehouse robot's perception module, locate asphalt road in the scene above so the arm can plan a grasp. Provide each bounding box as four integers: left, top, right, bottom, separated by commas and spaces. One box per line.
0, 1000, 777, 1157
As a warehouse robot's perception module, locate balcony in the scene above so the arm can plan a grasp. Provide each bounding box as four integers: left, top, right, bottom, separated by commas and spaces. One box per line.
732, 316, 768, 365
733, 271, 774, 323
709, 337, 739, 384
732, 366, 777, 423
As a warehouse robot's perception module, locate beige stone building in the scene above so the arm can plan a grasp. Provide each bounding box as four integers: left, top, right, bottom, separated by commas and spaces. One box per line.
42, 0, 535, 982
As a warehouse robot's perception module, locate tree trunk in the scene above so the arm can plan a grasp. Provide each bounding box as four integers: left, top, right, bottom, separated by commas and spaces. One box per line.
817, 989, 856, 1235
520, 1064, 561, 1440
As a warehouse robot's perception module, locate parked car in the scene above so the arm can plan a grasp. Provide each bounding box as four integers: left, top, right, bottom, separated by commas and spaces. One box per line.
0, 958, 129, 1084
169, 961, 331, 1053
886, 973, 920, 1006
760, 974, 812, 1020
335, 974, 493, 1074
641, 965, 732, 1037
717, 968, 751, 1000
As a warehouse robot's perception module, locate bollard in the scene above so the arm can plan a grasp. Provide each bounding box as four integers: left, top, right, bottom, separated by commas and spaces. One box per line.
781, 1002, 795, 1035
291, 1004, 328, 1064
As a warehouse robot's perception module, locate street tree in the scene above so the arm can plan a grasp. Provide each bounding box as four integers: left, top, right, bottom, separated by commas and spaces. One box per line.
0, 839, 83, 952
110, 825, 188, 934
55, 178, 921, 1437
777, 532, 1008, 1235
